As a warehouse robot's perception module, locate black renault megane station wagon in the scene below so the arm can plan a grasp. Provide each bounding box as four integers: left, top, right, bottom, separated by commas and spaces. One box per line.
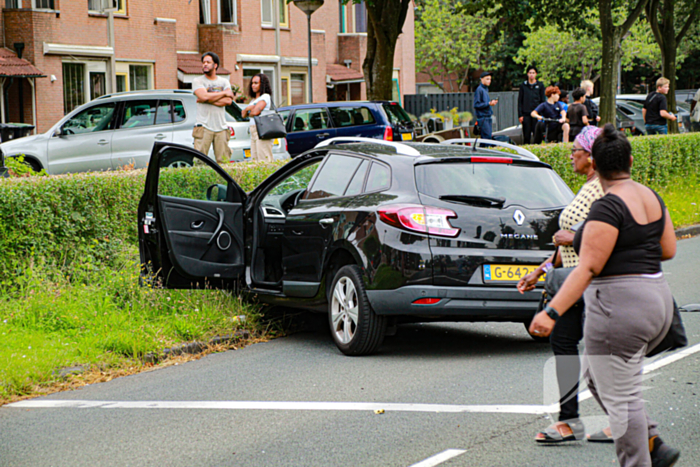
138, 138, 573, 355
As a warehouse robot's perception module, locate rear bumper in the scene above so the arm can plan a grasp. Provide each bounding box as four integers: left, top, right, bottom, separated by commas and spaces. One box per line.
366, 285, 541, 322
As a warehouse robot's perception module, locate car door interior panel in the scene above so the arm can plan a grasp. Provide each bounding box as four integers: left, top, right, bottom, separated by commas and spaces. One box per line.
159, 197, 244, 278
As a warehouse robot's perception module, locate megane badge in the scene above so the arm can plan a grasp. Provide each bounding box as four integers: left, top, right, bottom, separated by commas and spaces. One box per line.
513, 210, 525, 226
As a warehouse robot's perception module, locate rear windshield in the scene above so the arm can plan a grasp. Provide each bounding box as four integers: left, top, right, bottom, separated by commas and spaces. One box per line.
415, 163, 573, 209
382, 103, 412, 125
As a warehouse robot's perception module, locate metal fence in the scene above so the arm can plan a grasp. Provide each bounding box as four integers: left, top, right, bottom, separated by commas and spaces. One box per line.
404, 91, 519, 132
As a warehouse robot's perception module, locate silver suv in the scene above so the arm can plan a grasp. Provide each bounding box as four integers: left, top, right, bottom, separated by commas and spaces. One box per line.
0, 90, 288, 175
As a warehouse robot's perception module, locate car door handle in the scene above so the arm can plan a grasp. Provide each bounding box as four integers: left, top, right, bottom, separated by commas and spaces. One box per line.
155, 134, 167, 140
316, 133, 330, 138
207, 208, 225, 245
319, 218, 334, 227
191, 220, 205, 230
97, 139, 109, 146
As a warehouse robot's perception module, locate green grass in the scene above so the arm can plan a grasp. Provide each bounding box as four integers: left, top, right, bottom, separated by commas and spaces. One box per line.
0, 247, 264, 401
656, 174, 700, 229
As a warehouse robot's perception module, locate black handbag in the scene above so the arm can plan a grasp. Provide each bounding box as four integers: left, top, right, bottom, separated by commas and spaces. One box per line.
253, 100, 287, 140
646, 299, 688, 357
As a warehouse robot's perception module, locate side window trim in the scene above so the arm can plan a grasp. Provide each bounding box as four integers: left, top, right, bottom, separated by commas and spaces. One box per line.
301, 152, 371, 202
343, 158, 370, 196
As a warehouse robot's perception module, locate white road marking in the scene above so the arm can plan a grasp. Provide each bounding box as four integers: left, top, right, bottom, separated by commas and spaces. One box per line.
7, 343, 699, 414
408, 449, 466, 467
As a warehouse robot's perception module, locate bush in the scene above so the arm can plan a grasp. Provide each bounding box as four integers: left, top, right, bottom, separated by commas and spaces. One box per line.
0, 161, 284, 284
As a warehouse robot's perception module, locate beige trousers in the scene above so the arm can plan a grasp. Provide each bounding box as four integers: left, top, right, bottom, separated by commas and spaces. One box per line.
250, 125, 274, 162
193, 126, 231, 164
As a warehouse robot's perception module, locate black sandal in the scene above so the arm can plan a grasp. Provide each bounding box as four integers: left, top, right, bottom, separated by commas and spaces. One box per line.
535, 419, 585, 444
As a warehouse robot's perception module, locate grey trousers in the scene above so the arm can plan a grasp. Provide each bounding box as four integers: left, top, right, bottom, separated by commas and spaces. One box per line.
582, 274, 674, 467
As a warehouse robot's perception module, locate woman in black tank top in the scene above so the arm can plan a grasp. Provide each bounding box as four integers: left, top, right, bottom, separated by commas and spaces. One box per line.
528, 124, 680, 467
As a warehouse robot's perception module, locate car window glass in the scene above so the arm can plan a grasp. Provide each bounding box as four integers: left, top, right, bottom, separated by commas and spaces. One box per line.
158, 149, 230, 201
365, 162, 390, 192
415, 163, 573, 209
173, 100, 186, 123
619, 106, 633, 116
305, 155, 362, 200
290, 108, 330, 132
344, 160, 369, 196
62, 103, 116, 134
262, 161, 321, 208
278, 110, 290, 126
121, 100, 158, 128
330, 107, 376, 127
225, 104, 248, 122
155, 101, 172, 125
382, 103, 412, 125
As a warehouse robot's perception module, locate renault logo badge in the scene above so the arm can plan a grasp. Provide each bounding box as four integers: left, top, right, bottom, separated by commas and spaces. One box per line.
513, 210, 525, 226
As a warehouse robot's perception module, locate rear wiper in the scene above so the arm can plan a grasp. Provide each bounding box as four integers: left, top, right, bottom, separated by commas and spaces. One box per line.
439, 195, 505, 208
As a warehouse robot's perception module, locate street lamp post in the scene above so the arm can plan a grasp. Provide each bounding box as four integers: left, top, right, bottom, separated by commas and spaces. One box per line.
292, 0, 324, 103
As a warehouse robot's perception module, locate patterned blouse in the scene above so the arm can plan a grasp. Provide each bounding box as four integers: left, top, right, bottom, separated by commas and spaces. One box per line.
559, 177, 604, 267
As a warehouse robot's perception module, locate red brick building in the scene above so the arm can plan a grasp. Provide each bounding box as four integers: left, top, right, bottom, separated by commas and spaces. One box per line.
1, 0, 415, 133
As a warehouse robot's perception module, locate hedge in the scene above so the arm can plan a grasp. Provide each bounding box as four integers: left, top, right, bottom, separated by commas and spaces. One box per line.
0, 161, 284, 283
1, 132, 699, 283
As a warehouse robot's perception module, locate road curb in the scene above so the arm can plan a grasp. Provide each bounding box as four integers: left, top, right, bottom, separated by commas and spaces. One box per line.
675, 224, 700, 239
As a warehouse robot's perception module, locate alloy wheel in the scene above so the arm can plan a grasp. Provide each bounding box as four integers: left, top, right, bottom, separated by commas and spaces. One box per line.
330, 276, 359, 344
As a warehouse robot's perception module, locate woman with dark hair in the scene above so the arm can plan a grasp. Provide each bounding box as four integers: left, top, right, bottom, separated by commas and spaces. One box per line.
242, 73, 274, 162
529, 124, 680, 466
518, 125, 605, 444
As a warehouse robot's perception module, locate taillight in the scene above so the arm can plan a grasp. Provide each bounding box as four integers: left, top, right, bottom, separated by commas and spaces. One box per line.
413, 298, 441, 305
229, 127, 235, 137
378, 204, 460, 237
383, 125, 393, 141
472, 156, 512, 164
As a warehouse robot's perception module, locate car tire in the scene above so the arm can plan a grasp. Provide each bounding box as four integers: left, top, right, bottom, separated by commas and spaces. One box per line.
328, 265, 386, 356
524, 317, 550, 343
163, 153, 194, 168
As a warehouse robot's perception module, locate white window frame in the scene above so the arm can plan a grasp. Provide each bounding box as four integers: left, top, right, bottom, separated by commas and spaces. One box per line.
32, 0, 56, 10
5, 0, 21, 9
261, 0, 288, 27
217, 0, 237, 25
88, 0, 126, 14
200, 0, 211, 24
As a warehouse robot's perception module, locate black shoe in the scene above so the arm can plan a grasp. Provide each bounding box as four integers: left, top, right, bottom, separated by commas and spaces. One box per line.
650, 436, 680, 467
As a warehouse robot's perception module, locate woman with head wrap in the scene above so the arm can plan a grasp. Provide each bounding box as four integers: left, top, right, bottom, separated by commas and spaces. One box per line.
518, 125, 608, 443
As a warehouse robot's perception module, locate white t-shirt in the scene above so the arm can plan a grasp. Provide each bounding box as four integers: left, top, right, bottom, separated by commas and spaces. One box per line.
249, 94, 274, 125
691, 88, 700, 123
192, 75, 232, 132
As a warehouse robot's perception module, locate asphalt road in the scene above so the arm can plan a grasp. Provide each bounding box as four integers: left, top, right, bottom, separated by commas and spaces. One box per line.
2, 237, 699, 467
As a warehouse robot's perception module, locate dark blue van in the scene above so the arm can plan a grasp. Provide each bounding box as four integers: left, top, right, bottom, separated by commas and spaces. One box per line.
277, 101, 416, 157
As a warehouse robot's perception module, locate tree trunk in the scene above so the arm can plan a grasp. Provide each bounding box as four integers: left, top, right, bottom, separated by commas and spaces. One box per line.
598, 0, 618, 126
659, 0, 679, 133
363, 0, 410, 100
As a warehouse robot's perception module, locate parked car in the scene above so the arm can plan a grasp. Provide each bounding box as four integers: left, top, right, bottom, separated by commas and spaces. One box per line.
0, 90, 288, 175
0, 150, 7, 177
139, 138, 574, 355
277, 101, 418, 157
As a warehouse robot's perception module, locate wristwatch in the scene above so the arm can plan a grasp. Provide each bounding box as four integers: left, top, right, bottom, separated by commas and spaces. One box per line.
544, 305, 560, 322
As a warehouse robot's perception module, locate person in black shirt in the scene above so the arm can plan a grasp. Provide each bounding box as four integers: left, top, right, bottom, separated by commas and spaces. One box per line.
643, 77, 677, 135
566, 88, 589, 140
518, 66, 546, 144
581, 80, 600, 125
531, 86, 569, 143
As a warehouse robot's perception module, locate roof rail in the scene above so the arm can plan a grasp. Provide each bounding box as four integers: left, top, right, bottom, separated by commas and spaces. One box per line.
440, 138, 539, 161
95, 89, 193, 100
315, 137, 421, 156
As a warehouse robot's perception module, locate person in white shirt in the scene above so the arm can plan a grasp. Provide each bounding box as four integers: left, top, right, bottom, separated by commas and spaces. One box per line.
192, 52, 234, 163
242, 74, 274, 162
691, 87, 700, 132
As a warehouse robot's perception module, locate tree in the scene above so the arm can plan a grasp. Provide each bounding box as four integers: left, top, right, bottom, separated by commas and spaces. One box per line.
514, 14, 660, 86
350, 0, 412, 100
645, 0, 700, 132
415, 0, 503, 92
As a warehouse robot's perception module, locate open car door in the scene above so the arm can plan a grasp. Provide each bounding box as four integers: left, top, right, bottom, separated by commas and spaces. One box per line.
138, 142, 247, 289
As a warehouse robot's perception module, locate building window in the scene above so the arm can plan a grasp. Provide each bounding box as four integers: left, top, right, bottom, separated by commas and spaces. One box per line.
5, 1, 21, 8
219, 0, 237, 24
200, 0, 211, 23
129, 65, 151, 91
63, 63, 86, 114
354, 0, 367, 33
291, 73, 306, 104
88, 0, 126, 14
281, 77, 290, 105
243, 67, 276, 101
33, 0, 55, 9
90, 72, 107, 100
261, 0, 287, 27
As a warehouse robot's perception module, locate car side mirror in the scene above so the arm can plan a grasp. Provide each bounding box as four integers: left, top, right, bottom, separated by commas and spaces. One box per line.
206, 184, 228, 202
54, 127, 63, 137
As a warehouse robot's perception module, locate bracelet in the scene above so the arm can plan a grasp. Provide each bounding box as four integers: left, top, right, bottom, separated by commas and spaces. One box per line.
544, 305, 560, 322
